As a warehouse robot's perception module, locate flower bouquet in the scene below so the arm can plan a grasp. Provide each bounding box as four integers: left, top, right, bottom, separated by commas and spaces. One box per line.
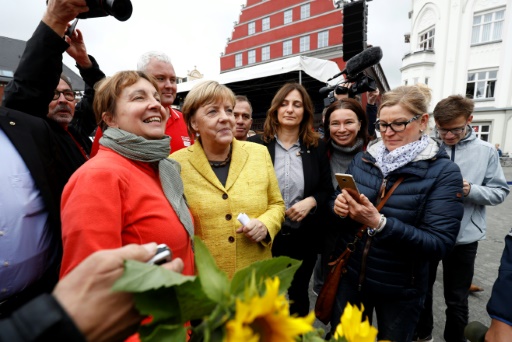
113, 237, 379, 342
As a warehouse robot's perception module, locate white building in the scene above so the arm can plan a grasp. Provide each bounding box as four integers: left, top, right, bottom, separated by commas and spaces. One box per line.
401, 0, 512, 154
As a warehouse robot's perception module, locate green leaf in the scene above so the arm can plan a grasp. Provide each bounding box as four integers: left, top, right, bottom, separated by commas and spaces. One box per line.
139, 322, 187, 342
133, 288, 181, 322
302, 329, 329, 342
112, 260, 195, 292
175, 277, 217, 321
194, 237, 230, 303
230, 256, 301, 296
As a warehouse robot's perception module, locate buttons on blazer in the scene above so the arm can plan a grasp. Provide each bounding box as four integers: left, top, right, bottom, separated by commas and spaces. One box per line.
225, 214, 232, 221
9, 121, 15, 126
228, 236, 235, 243
222, 193, 228, 200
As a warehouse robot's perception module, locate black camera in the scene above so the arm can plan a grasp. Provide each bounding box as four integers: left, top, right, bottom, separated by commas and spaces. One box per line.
320, 75, 376, 107
77, 0, 133, 21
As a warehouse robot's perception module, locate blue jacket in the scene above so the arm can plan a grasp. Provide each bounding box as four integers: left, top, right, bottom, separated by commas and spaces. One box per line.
487, 231, 512, 326
334, 138, 464, 297
440, 126, 509, 245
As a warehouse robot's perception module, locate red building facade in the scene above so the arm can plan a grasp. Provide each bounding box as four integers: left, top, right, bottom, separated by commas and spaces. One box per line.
221, 0, 346, 73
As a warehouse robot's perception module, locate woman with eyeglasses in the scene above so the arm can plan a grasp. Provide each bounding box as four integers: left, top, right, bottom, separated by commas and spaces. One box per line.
328, 84, 464, 341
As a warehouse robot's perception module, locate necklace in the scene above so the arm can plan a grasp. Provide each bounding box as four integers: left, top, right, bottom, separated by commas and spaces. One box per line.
208, 149, 232, 168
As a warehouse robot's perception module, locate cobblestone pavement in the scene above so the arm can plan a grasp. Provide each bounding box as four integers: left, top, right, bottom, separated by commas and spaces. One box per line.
309, 167, 512, 341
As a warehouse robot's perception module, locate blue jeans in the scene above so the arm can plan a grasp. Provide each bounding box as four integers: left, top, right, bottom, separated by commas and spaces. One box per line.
416, 241, 478, 342
330, 275, 424, 341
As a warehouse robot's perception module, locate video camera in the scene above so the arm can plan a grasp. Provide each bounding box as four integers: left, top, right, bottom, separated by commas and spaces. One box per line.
320, 46, 382, 107
78, 0, 133, 21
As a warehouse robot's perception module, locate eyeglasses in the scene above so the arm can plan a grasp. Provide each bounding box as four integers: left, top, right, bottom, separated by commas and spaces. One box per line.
53, 90, 75, 101
436, 126, 466, 135
375, 115, 421, 133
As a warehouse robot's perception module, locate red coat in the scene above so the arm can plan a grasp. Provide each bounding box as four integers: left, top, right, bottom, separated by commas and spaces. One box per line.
60, 146, 195, 277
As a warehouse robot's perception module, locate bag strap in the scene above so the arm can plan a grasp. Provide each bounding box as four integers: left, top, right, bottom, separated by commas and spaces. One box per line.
355, 176, 405, 239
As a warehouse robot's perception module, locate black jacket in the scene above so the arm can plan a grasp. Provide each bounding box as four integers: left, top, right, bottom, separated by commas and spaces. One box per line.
2, 21, 105, 173
248, 135, 334, 249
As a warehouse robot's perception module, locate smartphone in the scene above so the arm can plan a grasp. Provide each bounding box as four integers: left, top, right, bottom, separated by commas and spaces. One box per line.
146, 244, 172, 266
65, 19, 79, 37
335, 173, 360, 197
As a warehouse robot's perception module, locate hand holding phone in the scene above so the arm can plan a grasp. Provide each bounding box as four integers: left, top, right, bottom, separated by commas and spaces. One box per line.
146, 244, 172, 266
335, 173, 360, 198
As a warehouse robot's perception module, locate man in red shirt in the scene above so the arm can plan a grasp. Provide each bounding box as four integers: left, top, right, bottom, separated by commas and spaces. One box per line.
90, 52, 193, 157
137, 52, 193, 152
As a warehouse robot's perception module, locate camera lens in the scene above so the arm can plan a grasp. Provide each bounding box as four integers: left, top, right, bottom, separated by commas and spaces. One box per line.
105, 0, 133, 21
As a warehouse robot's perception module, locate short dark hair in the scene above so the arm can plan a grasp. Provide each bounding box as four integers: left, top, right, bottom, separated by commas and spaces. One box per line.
433, 95, 474, 124
235, 95, 252, 113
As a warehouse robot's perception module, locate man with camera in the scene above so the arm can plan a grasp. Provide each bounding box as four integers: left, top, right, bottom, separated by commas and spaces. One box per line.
0, 0, 102, 318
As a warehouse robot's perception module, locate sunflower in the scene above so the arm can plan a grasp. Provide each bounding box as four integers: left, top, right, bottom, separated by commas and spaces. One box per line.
225, 277, 315, 342
334, 303, 378, 342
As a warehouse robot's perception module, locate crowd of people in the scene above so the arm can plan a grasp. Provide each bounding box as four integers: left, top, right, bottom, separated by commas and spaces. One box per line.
1, 0, 511, 341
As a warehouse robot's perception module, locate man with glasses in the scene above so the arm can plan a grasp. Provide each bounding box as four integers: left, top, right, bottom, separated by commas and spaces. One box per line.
415, 95, 509, 342
0, 0, 103, 318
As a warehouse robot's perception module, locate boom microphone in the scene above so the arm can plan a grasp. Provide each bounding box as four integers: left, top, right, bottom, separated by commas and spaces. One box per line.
464, 321, 488, 342
345, 46, 383, 80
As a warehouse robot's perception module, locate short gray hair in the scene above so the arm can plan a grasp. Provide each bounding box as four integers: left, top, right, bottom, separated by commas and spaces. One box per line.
137, 51, 172, 71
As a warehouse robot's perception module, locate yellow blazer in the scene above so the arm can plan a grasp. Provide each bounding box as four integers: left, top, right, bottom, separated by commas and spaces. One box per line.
171, 139, 285, 278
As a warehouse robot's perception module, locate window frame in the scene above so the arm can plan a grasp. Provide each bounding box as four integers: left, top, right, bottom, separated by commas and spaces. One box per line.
466, 69, 498, 100
262, 16, 270, 31
284, 9, 293, 24
418, 27, 435, 51
471, 8, 505, 45
301, 3, 310, 19
300, 35, 310, 52
262, 45, 270, 61
235, 53, 243, 67
248, 21, 256, 35
248, 49, 256, 64
318, 30, 329, 48
283, 40, 293, 56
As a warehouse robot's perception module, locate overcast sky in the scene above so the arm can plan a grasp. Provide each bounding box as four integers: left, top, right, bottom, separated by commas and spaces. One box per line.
0, 0, 411, 88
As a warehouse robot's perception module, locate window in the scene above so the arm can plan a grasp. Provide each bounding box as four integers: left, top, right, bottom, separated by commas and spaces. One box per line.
471, 9, 505, 44
300, 35, 310, 52
301, 4, 310, 19
248, 21, 255, 35
466, 69, 497, 99
318, 30, 329, 48
0, 69, 14, 77
235, 53, 243, 67
248, 50, 256, 64
471, 124, 490, 142
418, 27, 435, 50
262, 17, 270, 31
284, 9, 293, 24
283, 40, 293, 56
262, 46, 270, 61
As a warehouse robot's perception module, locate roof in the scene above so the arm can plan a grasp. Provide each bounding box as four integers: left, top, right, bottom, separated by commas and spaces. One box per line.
176, 56, 344, 118
0, 36, 85, 90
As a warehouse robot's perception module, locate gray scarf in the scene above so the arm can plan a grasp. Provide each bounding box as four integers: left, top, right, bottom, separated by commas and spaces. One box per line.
330, 138, 364, 188
100, 128, 194, 238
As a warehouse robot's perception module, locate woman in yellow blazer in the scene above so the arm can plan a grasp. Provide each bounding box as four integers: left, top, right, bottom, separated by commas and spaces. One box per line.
171, 80, 284, 278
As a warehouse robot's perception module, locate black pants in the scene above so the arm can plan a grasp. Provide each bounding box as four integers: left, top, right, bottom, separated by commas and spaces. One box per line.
416, 242, 478, 341
272, 227, 317, 317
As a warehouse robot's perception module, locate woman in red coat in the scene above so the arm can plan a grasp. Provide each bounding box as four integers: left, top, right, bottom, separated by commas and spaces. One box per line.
60, 71, 194, 278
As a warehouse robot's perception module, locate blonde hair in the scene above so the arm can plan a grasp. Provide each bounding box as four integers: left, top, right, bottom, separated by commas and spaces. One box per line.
181, 80, 236, 139
94, 71, 159, 131
379, 84, 431, 117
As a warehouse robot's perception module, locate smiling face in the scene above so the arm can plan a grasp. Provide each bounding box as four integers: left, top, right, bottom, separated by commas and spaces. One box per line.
379, 104, 428, 151
104, 78, 168, 140
329, 108, 361, 147
277, 89, 304, 129
191, 99, 235, 150
143, 58, 177, 107
48, 78, 76, 127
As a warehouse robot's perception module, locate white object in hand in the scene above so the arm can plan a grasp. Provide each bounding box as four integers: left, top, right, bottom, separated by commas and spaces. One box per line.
237, 213, 250, 226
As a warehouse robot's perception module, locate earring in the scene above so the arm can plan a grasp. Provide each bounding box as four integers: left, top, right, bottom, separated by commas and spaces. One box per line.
420, 129, 424, 133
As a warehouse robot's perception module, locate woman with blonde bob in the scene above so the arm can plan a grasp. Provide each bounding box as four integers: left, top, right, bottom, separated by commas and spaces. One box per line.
330, 84, 464, 340
60, 71, 195, 278
171, 80, 284, 278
